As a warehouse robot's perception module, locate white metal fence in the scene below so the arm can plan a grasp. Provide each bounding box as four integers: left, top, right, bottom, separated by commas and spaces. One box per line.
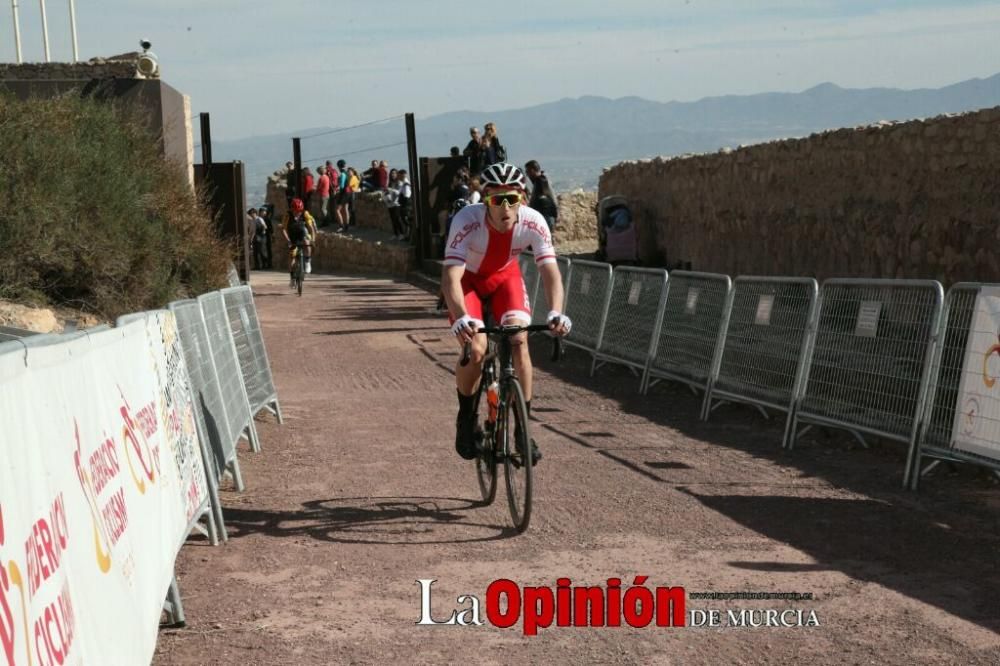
199, 291, 262, 453
594, 266, 669, 387
787, 279, 944, 471
705, 277, 819, 446
563, 259, 614, 363
909, 283, 1000, 489
222, 286, 283, 423
643, 271, 732, 416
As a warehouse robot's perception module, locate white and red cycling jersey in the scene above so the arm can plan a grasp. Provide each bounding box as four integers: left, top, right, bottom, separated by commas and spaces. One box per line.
444, 204, 556, 324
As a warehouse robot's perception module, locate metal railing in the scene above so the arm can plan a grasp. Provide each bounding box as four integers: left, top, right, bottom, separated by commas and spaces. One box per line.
198, 291, 262, 453
594, 266, 669, 386
909, 283, 1000, 489
221, 286, 283, 423
169, 298, 247, 498
788, 279, 944, 473
562, 259, 614, 366
704, 276, 819, 446
643, 271, 732, 415
115, 311, 222, 545
531, 256, 572, 326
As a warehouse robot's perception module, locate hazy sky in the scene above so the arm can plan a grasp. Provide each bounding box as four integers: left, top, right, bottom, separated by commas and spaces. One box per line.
4, 1, 999, 140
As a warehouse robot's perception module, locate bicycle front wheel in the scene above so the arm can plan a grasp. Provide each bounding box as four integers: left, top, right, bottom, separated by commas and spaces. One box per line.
296, 255, 305, 296
475, 357, 498, 505
501, 377, 532, 533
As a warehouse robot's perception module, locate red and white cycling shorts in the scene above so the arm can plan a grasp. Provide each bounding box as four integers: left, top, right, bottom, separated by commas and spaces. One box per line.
449, 260, 531, 326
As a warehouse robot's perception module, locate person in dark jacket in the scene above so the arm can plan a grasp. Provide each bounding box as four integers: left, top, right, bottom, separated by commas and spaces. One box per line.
525, 160, 558, 238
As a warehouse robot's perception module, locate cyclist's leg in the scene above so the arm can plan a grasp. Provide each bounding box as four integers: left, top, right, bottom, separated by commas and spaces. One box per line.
492, 273, 541, 464
454, 284, 487, 396
491, 268, 533, 403
452, 281, 487, 459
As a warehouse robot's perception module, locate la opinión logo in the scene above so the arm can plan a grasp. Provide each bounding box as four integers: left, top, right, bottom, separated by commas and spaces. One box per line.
416, 577, 685, 635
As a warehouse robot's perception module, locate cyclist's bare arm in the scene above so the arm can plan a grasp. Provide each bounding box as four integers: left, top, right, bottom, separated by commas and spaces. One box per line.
441, 264, 469, 321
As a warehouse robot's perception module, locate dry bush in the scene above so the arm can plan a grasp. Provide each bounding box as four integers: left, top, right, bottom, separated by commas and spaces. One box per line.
0, 93, 230, 318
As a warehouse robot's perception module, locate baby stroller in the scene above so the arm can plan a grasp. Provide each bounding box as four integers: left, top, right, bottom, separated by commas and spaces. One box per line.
595, 195, 639, 265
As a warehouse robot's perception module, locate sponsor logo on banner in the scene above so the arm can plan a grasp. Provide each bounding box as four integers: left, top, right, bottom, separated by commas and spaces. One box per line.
1, 497, 78, 666
953, 286, 1000, 462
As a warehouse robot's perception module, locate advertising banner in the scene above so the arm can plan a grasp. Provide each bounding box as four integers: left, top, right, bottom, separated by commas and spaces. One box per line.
0, 312, 207, 665
952, 286, 1000, 462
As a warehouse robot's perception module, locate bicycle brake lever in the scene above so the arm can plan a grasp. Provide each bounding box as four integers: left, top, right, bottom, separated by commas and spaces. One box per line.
551, 337, 562, 362
460, 343, 472, 367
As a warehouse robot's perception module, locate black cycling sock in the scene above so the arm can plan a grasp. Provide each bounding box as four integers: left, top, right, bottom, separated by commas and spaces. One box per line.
525, 400, 531, 417
457, 390, 476, 418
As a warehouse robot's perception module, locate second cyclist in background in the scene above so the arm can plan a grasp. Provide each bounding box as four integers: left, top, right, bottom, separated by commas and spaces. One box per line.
282, 197, 317, 287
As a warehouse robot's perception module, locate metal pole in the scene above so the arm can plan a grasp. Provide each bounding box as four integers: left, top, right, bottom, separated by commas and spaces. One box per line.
38, 0, 50, 62
68, 0, 78, 62
11, 0, 22, 63
404, 113, 423, 264
292, 137, 302, 202
199, 112, 212, 168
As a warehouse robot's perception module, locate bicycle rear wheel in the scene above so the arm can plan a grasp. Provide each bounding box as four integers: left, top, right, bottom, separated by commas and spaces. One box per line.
501, 377, 532, 533
475, 358, 498, 504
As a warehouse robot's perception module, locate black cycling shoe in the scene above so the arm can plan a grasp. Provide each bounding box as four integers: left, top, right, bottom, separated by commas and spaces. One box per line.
455, 413, 479, 460
513, 424, 542, 467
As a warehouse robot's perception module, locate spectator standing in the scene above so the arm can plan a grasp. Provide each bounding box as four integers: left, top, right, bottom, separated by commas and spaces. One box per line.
385, 168, 406, 240
345, 167, 361, 228
377, 160, 390, 190
259, 204, 275, 268
450, 167, 470, 204
361, 160, 379, 192
525, 159, 559, 238
480, 122, 507, 165
335, 159, 350, 230
397, 169, 413, 240
248, 208, 267, 270
463, 127, 482, 174
468, 176, 482, 205
302, 167, 315, 210
316, 165, 332, 226
325, 160, 339, 186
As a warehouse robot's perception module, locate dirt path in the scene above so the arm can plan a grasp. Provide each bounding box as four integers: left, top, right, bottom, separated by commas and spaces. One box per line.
154, 270, 1000, 665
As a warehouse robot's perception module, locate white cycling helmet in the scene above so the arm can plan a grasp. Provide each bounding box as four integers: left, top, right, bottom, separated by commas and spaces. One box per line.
480, 162, 526, 189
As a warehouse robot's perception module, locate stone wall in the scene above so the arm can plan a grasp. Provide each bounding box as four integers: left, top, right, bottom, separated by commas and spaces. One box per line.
0, 60, 140, 80
599, 107, 1000, 284
554, 190, 598, 249
269, 231, 414, 277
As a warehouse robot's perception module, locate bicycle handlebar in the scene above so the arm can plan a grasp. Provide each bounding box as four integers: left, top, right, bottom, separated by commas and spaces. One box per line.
459, 323, 562, 367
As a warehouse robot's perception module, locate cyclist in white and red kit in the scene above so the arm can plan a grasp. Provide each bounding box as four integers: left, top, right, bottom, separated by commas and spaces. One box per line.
441, 162, 572, 462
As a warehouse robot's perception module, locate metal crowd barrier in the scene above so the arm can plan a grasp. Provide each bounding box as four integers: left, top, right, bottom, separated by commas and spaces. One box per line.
643, 271, 732, 415
909, 283, 1000, 489
705, 277, 819, 446
563, 259, 614, 365
227, 262, 242, 287
0, 325, 40, 342
221, 286, 283, 423
788, 279, 943, 474
595, 266, 669, 387
519, 252, 540, 311
531, 256, 572, 326
198, 291, 262, 453
116, 312, 222, 545
169, 298, 246, 539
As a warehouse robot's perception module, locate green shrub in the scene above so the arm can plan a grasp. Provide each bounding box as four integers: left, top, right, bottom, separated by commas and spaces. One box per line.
0, 93, 230, 318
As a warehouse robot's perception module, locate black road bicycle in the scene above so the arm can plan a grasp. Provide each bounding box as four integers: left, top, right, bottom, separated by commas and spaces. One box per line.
461, 324, 561, 534
289, 242, 307, 296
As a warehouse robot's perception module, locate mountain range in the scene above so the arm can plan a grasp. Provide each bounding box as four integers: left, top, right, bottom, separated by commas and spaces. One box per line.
213, 72, 1000, 203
